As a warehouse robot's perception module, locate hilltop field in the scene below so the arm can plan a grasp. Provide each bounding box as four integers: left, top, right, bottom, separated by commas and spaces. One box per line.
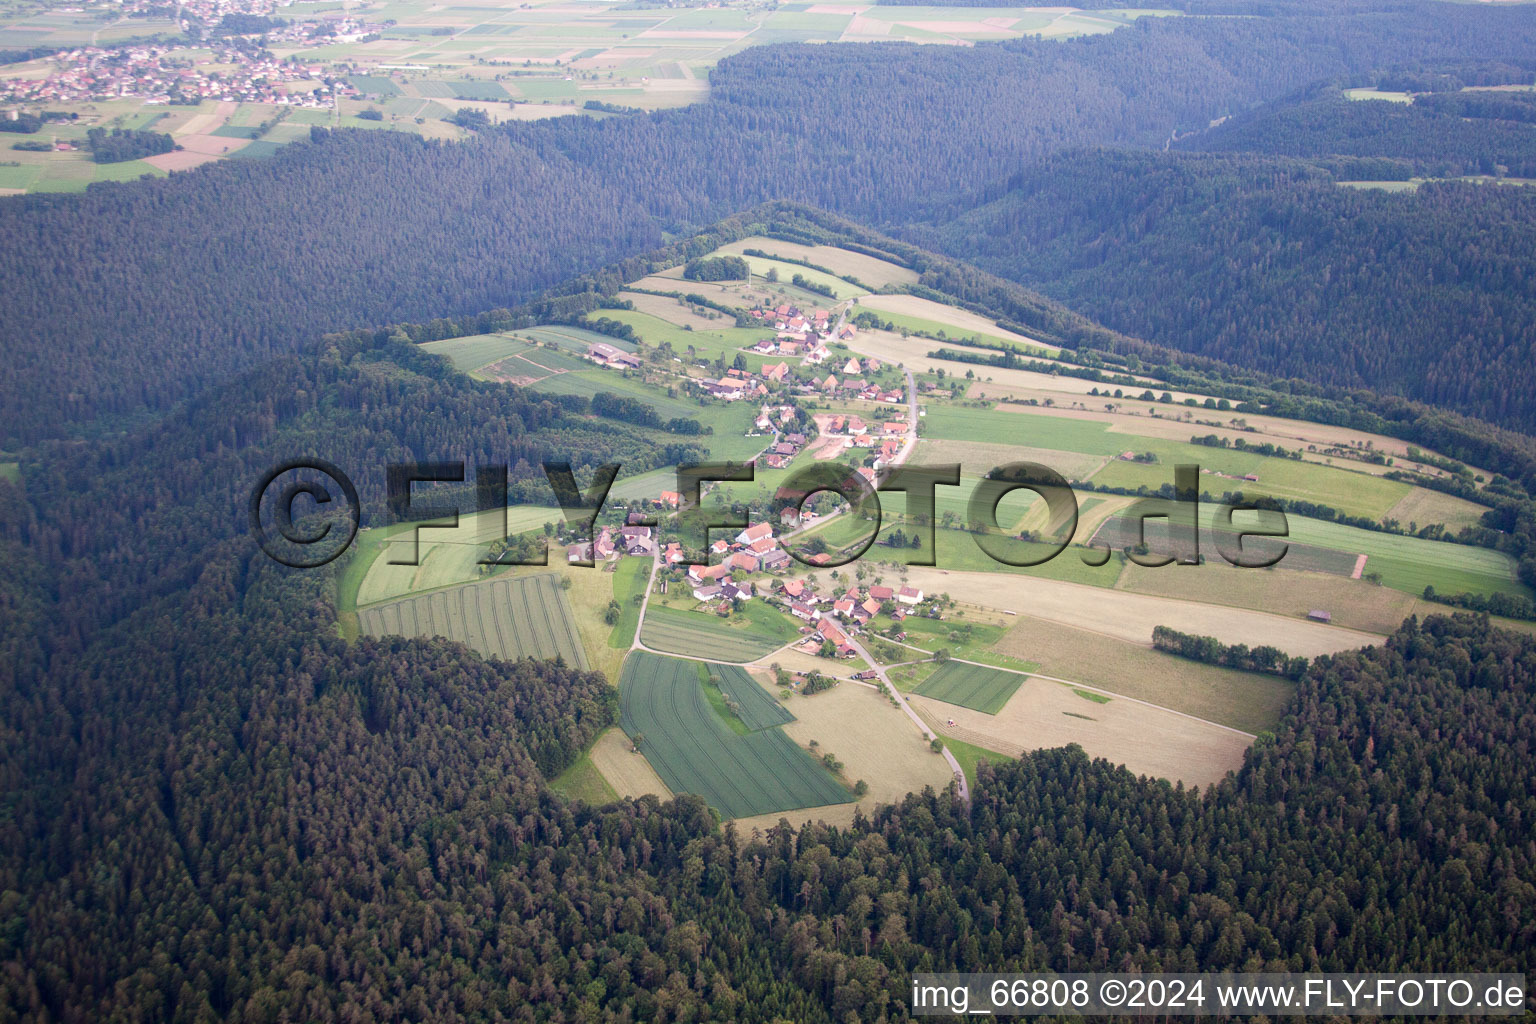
339, 226, 1536, 825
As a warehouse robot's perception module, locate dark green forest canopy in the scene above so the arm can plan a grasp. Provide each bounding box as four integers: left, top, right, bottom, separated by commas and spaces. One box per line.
2, 5, 1536, 445
922, 148, 1536, 431
1, 329, 1534, 1018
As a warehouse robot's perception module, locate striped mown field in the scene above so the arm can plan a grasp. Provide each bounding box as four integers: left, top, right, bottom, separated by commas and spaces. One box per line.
359, 572, 587, 668
620, 652, 848, 819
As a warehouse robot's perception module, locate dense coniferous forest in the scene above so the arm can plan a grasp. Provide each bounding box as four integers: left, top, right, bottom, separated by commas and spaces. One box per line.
925, 149, 1536, 430
1186, 86, 1536, 176
1, 330, 1533, 1019
3, 5, 1536, 444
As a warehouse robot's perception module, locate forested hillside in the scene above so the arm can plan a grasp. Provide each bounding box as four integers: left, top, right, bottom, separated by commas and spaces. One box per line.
926, 149, 1536, 431
2, 328, 1533, 1019
1186, 85, 1536, 177
3, 4, 1536, 444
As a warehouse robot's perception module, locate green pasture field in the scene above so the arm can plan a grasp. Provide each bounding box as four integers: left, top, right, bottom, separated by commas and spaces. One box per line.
419, 333, 534, 372
801, 515, 1125, 590
913, 660, 1026, 714
530, 367, 765, 460
549, 749, 620, 804
640, 604, 794, 663
736, 255, 868, 300
354, 505, 562, 606
921, 406, 1125, 455
619, 651, 849, 819
1087, 436, 1411, 521
517, 324, 637, 352
933, 732, 1014, 790
594, 309, 774, 356
706, 662, 796, 731
358, 571, 588, 667
1095, 502, 1527, 600
859, 307, 1054, 356
607, 555, 651, 648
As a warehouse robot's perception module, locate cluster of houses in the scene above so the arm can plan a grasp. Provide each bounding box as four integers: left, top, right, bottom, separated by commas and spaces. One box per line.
779, 579, 925, 658
824, 412, 908, 466
756, 429, 810, 470
3, 42, 348, 107
565, 523, 659, 563
683, 523, 792, 596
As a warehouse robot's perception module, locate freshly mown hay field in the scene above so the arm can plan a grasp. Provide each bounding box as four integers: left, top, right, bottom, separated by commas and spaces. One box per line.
358, 571, 588, 668
617, 290, 733, 332
588, 726, 672, 802
708, 663, 795, 731
354, 506, 561, 607
912, 660, 1026, 714
713, 237, 921, 290
991, 615, 1293, 735
1117, 561, 1425, 635
607, 556, 652, 648
855, 294, 1057, 354
1384, 486, 1491, 533
619, 652, 851, 819
419, 332, 584, 377
640, 604, 793, 662
734, 255, 868, 300
912, 675, 1253, 790
749, 671, 954, 814
896, 566, 1380, 657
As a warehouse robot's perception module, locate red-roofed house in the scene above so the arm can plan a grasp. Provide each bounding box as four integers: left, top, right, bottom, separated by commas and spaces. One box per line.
736, 523, 773, 545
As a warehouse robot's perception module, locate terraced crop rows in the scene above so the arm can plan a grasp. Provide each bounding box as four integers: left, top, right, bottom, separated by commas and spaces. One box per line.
358, 573, 587, 668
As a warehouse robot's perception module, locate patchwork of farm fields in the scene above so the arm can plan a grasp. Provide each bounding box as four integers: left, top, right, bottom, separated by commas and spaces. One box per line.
358, 572, 587, 668
913, 660, 1026, 715
640, 605, 790, 662
620, 652, 850, 819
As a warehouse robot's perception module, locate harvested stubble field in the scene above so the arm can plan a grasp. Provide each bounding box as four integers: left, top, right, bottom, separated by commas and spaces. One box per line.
358, 572, 587, 668
619, 652, 850, 819
713, 237, 921, 289
588, 726, 672, 802
911, 675, 1252, 790
897, 566, 1381, 658
990, 615, 1293, 735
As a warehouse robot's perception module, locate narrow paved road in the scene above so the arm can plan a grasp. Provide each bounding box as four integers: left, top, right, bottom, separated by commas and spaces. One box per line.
843, 633, 969, 806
